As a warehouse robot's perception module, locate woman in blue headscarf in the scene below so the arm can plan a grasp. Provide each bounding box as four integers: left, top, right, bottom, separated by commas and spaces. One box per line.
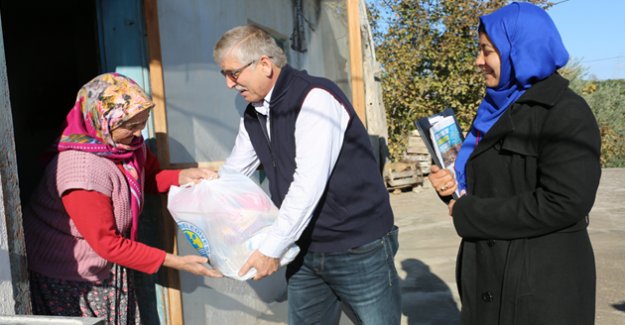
428, 2, 600, 324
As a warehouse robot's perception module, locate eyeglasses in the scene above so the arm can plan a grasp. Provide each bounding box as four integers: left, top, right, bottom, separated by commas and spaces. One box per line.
220, 60, 256, 82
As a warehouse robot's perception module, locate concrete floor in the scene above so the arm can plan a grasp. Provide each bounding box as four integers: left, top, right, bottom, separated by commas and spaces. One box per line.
260, 168, 625, 325
390, 168, 625, 325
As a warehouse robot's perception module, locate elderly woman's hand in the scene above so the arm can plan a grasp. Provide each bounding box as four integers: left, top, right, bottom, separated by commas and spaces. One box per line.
428, 165, 458, 197
179, 168, 219, 185
163, 254, 223, 278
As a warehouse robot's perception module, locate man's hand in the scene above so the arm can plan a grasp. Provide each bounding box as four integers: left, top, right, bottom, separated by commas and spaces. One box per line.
163, 254, 223, 278
239, 250, 280, 280
179, 167, 218, 185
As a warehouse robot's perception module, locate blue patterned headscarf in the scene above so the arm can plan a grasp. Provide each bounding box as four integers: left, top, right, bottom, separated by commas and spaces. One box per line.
454, 2, 569, 192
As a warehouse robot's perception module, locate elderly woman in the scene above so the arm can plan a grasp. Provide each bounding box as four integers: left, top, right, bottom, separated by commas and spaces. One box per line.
428, 2, 601, 324
23, 73, 222, 324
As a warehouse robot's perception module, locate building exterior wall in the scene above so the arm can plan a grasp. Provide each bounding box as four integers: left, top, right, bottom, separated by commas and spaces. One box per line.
155, 0, 352, 323
0, 14, 30, 315
157, 0, 351, 165
0, 0, 386, 322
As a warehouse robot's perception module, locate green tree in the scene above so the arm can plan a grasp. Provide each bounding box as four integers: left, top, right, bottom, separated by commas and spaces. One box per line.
368, 0, 550, 159
561, 64, 625, 167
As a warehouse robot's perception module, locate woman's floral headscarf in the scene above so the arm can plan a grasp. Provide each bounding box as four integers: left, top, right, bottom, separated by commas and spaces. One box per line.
56, 73, 154, 240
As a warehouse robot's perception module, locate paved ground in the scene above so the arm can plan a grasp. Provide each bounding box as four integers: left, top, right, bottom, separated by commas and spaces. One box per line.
391, 168, 625, 325
261, 168, 625, 324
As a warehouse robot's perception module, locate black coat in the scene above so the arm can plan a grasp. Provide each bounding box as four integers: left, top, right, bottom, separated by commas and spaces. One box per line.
453, 73, 601, 325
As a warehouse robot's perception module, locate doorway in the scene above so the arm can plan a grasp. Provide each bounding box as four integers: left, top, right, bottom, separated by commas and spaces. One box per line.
0, 0, 100, 203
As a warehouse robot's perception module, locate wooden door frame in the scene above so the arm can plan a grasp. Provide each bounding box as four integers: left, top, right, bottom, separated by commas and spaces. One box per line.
347, 0, 367, 126
143, 1, 184, 324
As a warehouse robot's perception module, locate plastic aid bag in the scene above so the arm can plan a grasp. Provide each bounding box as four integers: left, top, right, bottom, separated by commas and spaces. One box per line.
167, 168, 300, 280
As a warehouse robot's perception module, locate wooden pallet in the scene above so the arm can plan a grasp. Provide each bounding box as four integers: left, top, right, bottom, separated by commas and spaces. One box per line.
383, 162, 423, 193
402, 153, 432, 175
405, 131, 432, 174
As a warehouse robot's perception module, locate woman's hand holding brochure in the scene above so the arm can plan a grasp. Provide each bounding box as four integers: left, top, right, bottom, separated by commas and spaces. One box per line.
429, 165, 458, 197
415, 108, 465, 199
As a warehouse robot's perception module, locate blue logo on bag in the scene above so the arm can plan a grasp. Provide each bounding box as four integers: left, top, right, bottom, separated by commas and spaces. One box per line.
177, 221, 210, 257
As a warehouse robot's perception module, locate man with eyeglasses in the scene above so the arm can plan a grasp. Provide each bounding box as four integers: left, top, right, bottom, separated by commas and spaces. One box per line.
213, 25, 400, 325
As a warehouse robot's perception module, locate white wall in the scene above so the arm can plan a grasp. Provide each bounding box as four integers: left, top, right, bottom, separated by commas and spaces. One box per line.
157, 1, 351, 323
158, 0, 350, 165
0, 15, 17, 315
0, 207, 15, 315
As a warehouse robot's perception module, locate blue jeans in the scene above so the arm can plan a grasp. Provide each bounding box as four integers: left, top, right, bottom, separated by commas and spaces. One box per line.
287, 226, 401, 325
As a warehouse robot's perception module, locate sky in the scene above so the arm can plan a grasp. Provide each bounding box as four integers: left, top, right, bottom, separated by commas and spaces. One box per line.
547, 0, 625, 80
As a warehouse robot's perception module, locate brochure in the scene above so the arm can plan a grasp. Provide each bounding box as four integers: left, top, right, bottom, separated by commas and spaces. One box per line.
415, 108, 464, 199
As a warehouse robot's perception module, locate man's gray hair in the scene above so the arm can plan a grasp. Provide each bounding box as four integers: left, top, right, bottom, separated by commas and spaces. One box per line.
213, 25, 287, 68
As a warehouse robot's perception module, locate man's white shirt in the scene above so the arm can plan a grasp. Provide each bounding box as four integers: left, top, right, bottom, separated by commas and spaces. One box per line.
222, 87, 350, 258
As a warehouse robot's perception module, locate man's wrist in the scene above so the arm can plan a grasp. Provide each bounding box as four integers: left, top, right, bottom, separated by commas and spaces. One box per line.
258, 233, 290, 259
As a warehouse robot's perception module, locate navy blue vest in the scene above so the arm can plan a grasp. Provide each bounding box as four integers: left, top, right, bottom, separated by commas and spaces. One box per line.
244, 65, 393, 252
